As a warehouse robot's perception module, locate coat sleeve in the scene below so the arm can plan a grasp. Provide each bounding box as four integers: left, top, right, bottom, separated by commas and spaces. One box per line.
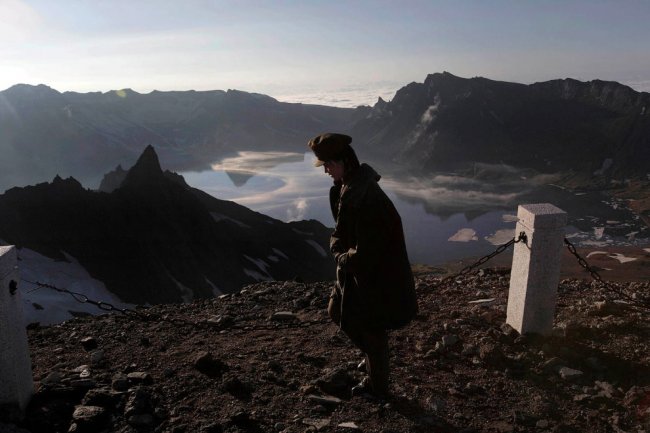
330, 223, 350, 266
329, 184, 348, 266
336, 187, 396, 277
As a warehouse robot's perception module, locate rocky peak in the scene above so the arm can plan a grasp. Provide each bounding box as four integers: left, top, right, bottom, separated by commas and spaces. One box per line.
530, 78, 650, 112
98, 165, 128, 193
3, 83, 61, 98
122, 145, 165, 188
425, 71, 460, 83
51, 175, 83, 192
368, 97, 391, 119
109, 88, 140, 97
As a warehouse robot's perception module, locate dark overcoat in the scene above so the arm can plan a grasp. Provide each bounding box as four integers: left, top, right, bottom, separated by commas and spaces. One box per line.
329, 163, 418, 331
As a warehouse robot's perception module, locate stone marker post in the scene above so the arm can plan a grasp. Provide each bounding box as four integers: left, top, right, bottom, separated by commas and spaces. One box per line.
507, 204, 567, 335
0, 246, 33, 411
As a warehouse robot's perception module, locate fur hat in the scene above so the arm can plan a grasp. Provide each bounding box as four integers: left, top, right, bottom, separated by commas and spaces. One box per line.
308, 133, 353, 167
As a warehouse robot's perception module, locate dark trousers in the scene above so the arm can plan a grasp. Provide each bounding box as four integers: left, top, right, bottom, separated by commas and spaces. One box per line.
328, 295, 390, 395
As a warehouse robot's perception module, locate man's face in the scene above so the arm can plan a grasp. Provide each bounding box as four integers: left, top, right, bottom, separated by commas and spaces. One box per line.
323, 160, 344, 182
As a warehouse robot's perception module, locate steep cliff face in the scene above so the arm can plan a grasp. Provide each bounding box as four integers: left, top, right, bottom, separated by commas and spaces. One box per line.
0, 147, 335, 305
352, 72, 650, 178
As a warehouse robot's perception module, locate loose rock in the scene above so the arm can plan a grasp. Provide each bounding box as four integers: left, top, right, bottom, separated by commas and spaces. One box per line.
270, 311, 297, 321
337, 421, 360, 430
194, 352, 227, 378
127, 372, 153, 385
80, 337, 98, 351
307, 394, 342, 408
72, 405, 107, 426
558, 367, 584, 381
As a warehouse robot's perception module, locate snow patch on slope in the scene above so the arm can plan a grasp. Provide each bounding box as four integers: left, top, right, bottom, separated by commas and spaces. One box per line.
211, 212, 250, 228
268, 248, 290, 263
272, 248, 289, 260
170, 276, 194, 303
17, 248, 132, 326
607, 253, 637, 264
305, 240, 327, 257
244, 268, 272, 281
243, 255, 274, 281
205, 278, 223, 296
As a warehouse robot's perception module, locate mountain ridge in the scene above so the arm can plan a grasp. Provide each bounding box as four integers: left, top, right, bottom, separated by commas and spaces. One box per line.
0, 146, 335, 307
353, 72, 650, 179
0, 85, 361, 191
2, 73, 649, 194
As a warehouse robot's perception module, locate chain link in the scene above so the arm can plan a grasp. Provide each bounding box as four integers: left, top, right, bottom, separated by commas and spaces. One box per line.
563, 238, 650, 309
431, 231, 528, 289
21, 279, 142, 315
18, 233, 648, 331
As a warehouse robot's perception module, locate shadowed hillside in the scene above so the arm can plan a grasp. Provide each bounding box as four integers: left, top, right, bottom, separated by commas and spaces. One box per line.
0, 85, 364, 191
353, 72, 650, 182
0, 146, 334, 305
3, 74, 650, 193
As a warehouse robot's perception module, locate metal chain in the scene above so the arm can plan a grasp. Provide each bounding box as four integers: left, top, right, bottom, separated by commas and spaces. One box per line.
563, 238, 650, 309
19, 279, 329, 331
21, 279, 141, 315
431, 231, 528, 288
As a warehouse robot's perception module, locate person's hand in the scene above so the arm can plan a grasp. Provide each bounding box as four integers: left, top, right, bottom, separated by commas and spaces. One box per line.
336, 248, 357, 270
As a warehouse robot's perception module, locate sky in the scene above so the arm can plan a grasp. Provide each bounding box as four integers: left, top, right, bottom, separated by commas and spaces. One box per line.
2, 0, 650, 107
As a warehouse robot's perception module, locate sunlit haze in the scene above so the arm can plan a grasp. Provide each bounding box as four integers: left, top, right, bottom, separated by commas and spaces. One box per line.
2, 0, 650, 107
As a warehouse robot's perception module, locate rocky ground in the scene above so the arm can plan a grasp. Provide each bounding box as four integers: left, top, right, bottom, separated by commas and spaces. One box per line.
2, 269, 650, 433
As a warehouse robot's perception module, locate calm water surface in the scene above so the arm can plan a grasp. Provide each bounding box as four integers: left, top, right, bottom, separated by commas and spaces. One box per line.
182, 152, 648, 266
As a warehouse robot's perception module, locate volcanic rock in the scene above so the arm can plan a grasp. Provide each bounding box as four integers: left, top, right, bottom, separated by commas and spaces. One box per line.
7, 272, 649, 432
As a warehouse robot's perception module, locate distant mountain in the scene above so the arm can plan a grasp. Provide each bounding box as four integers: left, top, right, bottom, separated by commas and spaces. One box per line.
0, 146, 335, 305
2, 75, 649, 193
352, 72, 650, 180
0, 85, 363, 191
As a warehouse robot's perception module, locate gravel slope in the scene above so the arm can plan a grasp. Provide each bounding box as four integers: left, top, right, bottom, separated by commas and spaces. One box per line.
2, 270, 649, 433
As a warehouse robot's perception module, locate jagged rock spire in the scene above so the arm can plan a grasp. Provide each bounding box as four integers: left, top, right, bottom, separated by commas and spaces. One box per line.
122, 145, 165, 187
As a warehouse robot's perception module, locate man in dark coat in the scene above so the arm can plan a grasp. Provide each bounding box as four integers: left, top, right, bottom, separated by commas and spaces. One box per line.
309, 132, 418, 396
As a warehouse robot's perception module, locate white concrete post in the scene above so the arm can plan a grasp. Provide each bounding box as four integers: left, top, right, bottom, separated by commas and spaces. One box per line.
507, 204, 567, 335
0, 246, 33, 411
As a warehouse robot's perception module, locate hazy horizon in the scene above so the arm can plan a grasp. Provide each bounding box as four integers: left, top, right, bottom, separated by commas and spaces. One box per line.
0, 78, 407, 108
3, 73, 649, 109
3, 1, 650, 107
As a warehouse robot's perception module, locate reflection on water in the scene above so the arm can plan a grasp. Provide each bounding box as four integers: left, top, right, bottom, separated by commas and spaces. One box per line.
182, 152, 650, 266
183, 151, 333, 223
210, 152, 304, 187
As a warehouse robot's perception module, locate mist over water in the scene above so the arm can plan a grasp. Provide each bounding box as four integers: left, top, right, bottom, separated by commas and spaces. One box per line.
181, 151, 650, 266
